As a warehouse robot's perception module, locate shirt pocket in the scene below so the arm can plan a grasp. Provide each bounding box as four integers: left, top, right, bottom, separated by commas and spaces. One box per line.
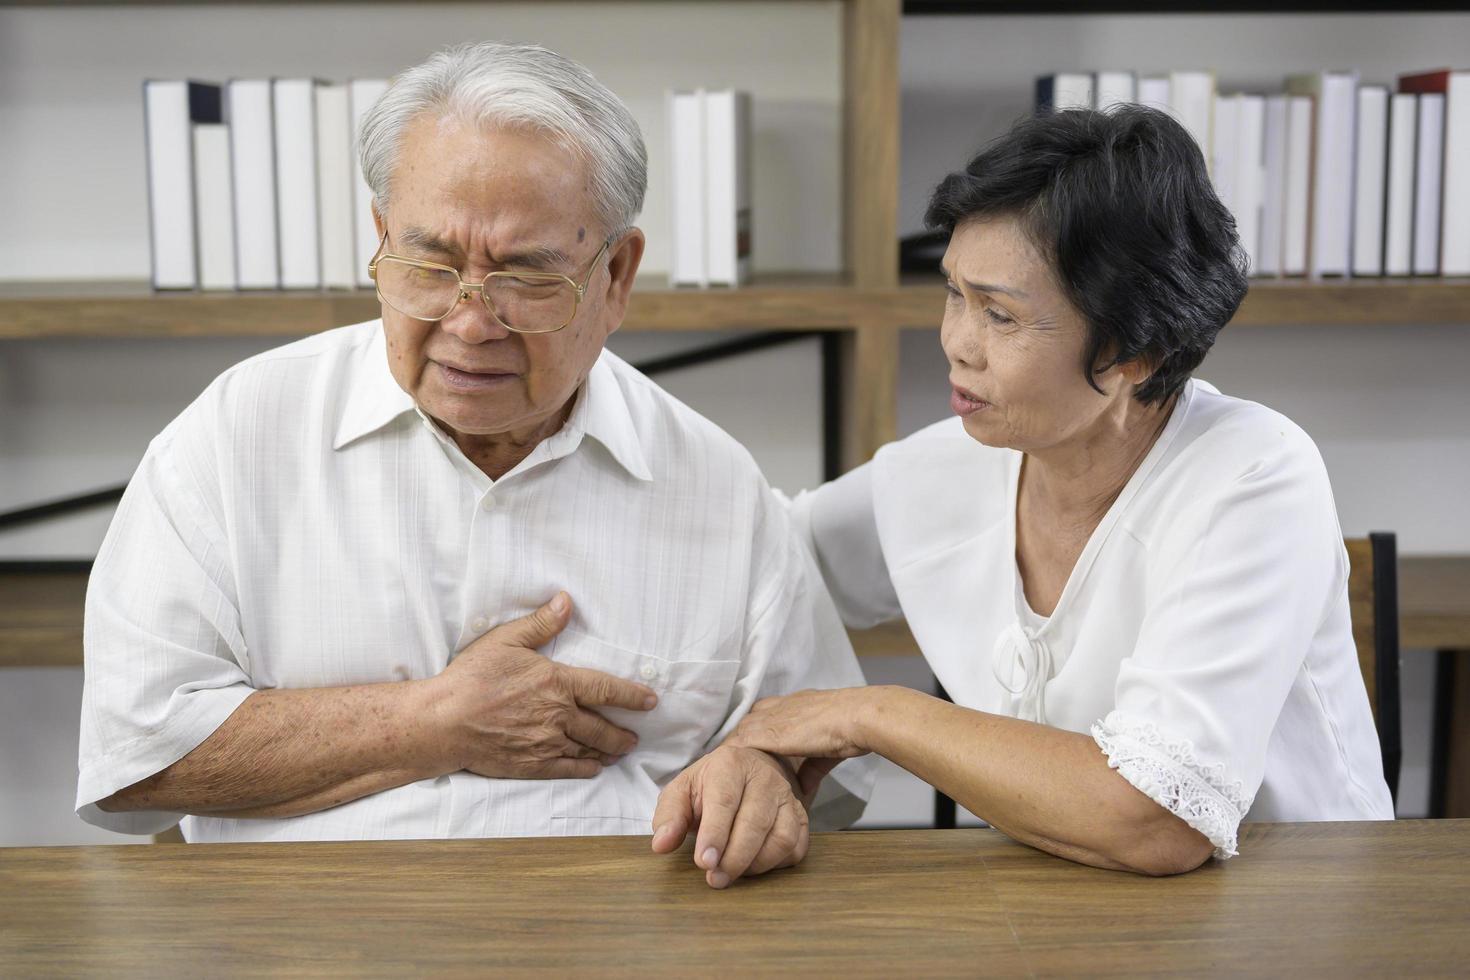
548, 630, 742, 785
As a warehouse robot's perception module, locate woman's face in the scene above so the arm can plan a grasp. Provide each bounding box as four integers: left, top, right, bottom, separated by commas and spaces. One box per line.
939, 216, 1138, 454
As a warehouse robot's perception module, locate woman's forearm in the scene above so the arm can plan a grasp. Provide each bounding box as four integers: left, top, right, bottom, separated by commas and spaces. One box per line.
858, 687, 1213, 875
98, 681, 452, 819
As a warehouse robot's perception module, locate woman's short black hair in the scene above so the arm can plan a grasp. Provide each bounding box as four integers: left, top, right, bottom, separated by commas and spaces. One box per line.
924, 105, 1248, 405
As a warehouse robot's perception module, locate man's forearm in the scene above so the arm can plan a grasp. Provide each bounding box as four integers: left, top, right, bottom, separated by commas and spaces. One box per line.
98, 679, 453, 819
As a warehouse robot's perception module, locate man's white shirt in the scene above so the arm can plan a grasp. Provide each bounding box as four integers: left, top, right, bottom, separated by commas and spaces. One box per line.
77, 321, 872, 841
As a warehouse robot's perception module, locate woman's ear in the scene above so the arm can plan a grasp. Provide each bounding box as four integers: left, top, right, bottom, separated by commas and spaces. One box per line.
1117, 355, 1158, 390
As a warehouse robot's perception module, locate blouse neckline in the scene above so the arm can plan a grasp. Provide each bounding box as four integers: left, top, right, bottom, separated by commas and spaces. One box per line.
1005, 379, 1197, 639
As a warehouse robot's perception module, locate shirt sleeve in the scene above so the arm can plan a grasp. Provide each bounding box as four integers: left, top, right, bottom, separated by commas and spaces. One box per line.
704, 487, 877, 831
785, 462, 903, 630
76, 428, 254, 835
1091, 429, 1348, 859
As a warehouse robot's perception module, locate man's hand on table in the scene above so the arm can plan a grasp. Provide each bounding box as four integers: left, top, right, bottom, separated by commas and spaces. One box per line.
650, 744, 812, 889
423, 592, 659, 779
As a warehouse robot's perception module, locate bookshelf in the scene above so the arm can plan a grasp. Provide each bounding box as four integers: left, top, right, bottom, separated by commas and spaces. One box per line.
4, 1, 1470, 463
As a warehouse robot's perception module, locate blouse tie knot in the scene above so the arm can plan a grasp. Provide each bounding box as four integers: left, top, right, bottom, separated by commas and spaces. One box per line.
991, 622, 1052, 724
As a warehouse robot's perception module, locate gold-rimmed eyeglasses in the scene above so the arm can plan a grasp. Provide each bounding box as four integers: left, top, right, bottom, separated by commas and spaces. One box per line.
368, 231, 611, 334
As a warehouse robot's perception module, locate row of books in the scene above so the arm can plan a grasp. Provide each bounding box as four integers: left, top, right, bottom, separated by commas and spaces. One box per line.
668, 89, 753, 288
1036, 68, 1470, 278
144, 77, 388, 291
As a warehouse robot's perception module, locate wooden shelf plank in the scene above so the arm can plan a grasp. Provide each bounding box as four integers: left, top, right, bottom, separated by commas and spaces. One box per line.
6, 557, 1466, 669
6, 277, 1467, 339
893, 276, 1470, 330
0, 275, 864, 338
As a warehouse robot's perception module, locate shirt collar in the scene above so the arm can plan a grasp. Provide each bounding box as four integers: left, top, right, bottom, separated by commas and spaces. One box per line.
332, 325, 417, 450
558, 352, 654, 483
333, 327, 652, 484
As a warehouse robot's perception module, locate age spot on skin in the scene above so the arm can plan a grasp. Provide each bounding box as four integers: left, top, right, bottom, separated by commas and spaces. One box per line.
577, 226, 586, 243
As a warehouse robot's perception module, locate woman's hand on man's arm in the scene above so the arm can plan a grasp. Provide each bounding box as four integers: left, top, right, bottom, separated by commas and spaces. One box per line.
727, 685, 1214, 877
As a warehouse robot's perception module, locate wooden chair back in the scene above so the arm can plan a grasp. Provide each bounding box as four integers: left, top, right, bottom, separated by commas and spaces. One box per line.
1346, 533, 1402, 803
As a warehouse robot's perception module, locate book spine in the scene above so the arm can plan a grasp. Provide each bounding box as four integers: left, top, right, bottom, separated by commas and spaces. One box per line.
1259, 95, 1289, 277
1313, 72, 1358, 277
1283, 96, 1313, 277
317, 84, 357, 290
1413, 93, 1445, 275
1384, 93, 1418, 277
193, 123, 237, 290
228, 79, 279, 289
1351, 87, 1388, 277
703, 91, 752, 287
274, 79, 321, 289
1236, 95, 1266, 278
350, 80, 391, 288
1440, 72, 1470, 276
669, 90, 707, 287
144, 80, 199, 289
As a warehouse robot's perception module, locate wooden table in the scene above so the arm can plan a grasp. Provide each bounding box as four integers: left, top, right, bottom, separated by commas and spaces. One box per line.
2, 821, 1466, 976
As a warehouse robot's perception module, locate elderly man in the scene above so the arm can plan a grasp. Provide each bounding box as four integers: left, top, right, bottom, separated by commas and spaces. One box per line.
78, 41, 870, 889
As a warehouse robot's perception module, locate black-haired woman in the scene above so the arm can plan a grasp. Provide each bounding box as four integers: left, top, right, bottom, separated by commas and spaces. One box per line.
731, 106, 1393, 875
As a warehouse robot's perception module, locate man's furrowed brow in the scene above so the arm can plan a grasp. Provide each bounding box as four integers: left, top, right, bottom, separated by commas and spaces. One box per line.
498, 243, 573, 271
396, 226, 461, 257
396, 228, 570, 271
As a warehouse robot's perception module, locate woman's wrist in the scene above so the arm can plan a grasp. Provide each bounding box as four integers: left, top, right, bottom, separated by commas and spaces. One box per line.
851, 685, 916, 756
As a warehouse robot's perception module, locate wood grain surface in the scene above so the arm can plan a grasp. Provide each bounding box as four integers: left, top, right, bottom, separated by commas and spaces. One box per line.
842, 0, 901, 291
1, 821, 1466, 976
6, 278, 1470, 339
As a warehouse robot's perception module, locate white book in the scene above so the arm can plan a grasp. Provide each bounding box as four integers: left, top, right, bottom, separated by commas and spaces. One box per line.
316, 83, 356, 290
1442, 71, 1470, 276
1385, 93, 1418, 277
1168, 71, 1216, 168
1235, 95, 1266, 277
1351, 86, 1389, 277
1259, 95, 1290, 277
1212, 95, 1240, 219
192, 124, 236, 290
1094, 71, 1136, 111
227, 79, 278, 289
1283, 95, 1314, 277
1137, 76, 1170, 112
703, 90, 752, 287
669, 89, 706, 287
1286, 70, 1360, 277
1037, 73, 1092, 112
144, 80, 221, 289
350, 79, 390, 287
1413, 93, 1446, 275
273, 78, 321, 289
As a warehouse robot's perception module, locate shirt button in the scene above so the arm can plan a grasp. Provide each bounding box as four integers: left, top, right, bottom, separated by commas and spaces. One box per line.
639, 663, 657, 681
470, 616, 489, 634
480, 495, 495, 512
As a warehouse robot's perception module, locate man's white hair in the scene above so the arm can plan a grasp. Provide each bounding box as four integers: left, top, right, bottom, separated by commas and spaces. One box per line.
358, 40, 647, 239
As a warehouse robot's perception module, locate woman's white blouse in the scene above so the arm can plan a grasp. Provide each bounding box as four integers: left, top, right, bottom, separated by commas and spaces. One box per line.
791, 380, 1394, 857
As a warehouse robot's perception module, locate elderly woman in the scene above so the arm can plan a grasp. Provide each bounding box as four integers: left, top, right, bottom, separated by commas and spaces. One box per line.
728, 106, 1394, 875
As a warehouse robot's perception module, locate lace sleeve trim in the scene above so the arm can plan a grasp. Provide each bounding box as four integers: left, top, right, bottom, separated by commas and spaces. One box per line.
1090, 710, 1254, 860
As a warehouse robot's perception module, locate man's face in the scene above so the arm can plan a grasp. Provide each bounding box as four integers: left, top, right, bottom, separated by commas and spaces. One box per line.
374, 113, 643, 442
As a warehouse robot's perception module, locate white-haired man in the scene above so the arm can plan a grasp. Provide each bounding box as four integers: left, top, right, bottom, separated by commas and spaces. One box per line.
79, 42, 871, 889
